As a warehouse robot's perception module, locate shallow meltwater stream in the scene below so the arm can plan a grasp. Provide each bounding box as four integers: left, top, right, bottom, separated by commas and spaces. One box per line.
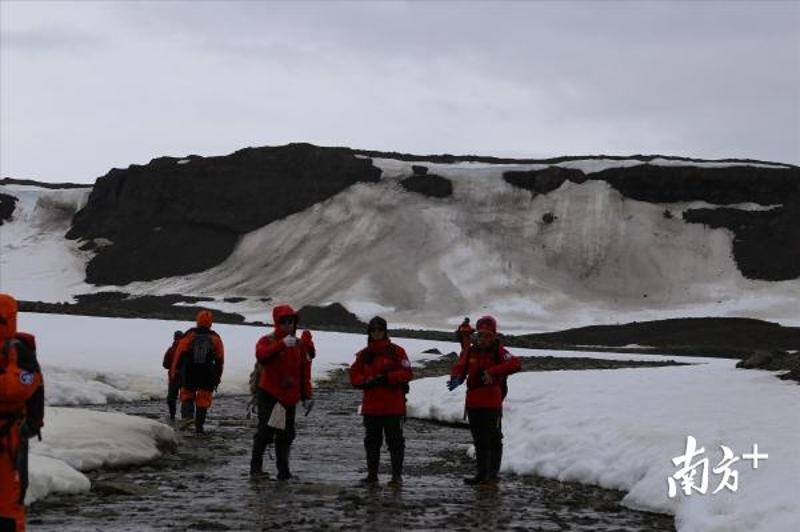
29, 389, 674, 531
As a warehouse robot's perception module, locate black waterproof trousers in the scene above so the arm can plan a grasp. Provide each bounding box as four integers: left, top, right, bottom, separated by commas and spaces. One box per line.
363, 415, 404, 479
467, 408, 503, 481
251, 389, 296, 479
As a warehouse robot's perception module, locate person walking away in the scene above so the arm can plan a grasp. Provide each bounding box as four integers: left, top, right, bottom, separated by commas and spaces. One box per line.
250, 305, 315, 480
1, 294, 45, 532
447, 315, 520, 486
171, 310, 224, 433
162, 330, 184, 421
350, 316, 413, 487
455, 317, 474, 353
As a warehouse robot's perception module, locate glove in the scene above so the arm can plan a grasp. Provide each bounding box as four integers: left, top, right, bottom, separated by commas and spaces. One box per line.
283, 335, 298, 348
446, 376, 465, 391
365, 374, 389, 388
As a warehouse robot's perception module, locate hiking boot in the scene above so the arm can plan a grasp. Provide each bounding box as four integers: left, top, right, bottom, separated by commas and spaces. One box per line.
463, 475, 486, 485
387, 474, 403, 488
275, 443, 292, 481
249, 468, 270, 480
195, 408, 207, 433
360, 473, 379, 485
179, 418, 195, 431
479, 478, 499, 489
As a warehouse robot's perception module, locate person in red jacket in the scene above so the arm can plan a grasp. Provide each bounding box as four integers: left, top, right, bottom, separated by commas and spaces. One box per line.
171, 310, 224, 433
250, 304, 314, 480
1, 294, 45, 532
455, 317, 474, 353
350, 316, 413, 486
162, 330, 184, 421
447, 315, 520, 485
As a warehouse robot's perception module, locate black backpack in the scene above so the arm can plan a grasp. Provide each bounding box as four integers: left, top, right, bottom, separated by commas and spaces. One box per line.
191, 333, 216, 365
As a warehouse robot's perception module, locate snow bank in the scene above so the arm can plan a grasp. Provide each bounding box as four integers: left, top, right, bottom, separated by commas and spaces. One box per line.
408, 362, 800, 532
20, 312, 462, 406
27, 407, 176, 503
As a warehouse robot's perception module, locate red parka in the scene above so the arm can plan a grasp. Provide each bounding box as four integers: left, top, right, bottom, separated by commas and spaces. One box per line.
255, 305, 314, 407
451, 341, 520, 409
350, 338, 413, 416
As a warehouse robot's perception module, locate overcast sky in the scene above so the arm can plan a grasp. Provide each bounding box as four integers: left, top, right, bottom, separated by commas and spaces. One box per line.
1, 1, 798, 183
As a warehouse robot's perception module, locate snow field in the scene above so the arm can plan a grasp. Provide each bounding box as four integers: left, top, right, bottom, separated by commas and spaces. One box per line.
407, 362, 800, 532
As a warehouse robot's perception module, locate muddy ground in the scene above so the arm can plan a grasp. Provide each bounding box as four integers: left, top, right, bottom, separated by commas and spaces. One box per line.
29, 389, 675, 532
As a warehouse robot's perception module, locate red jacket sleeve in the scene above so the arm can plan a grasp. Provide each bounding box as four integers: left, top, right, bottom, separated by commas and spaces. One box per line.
302, 348, 312, 400
349, 350, 368, 388
451, 349, 468, 379
256, 335, 284, 362
387, 346, 413, 385
213, 334, 225, 379
486, 347, 521, 377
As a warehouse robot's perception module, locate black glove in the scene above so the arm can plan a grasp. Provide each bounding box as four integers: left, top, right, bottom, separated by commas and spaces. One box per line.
365, 374, 389, 388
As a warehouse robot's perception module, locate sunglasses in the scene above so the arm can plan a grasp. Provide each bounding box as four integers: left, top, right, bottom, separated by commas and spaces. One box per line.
278, 317, 297, 325
369, 327, 386, 332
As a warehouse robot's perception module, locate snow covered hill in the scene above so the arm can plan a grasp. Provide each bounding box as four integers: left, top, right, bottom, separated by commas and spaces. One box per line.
1, 146, 798, 333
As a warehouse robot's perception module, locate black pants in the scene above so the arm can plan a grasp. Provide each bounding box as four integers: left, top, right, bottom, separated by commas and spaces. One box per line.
251, 390, 296, 476
166, 379, 180, 419
467, 408, 503, 480
363, 415, 404, 478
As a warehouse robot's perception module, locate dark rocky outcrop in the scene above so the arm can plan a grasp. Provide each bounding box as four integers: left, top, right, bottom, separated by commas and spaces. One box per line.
522, 317, 800, 355
355, 149, 788, 167
411, 165, 429, 176
296, 302, 367, 330
683, 201, 800, 280
592, 164, 800, 206
18, 292, 247, 324
0, 192, 17, 225
503, 166, 587, 195
0, 177, 90, 189
400, 173, 453, 198
737, 350, 800, 383
67, 144, 382, 285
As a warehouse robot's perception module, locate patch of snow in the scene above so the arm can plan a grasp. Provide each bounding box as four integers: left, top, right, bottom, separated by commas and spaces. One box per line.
0, 184, 93, 302
177, 159, 191, 164
27, 407, 175, 503
408, 363, 800, 532
21, 312, 465, 406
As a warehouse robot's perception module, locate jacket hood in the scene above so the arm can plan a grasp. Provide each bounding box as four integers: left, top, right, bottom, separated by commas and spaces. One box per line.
0, 293, 17, 340
272, 304, 298, 337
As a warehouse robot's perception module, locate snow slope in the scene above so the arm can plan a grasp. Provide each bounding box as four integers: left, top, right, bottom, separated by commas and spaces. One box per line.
0, 183, 92, 301
123, 158, 800, 332
2, 157, 799, 333
408, 363, 800, 532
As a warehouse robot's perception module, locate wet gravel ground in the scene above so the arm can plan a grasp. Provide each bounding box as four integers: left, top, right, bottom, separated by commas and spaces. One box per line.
29, 388, 675, 531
